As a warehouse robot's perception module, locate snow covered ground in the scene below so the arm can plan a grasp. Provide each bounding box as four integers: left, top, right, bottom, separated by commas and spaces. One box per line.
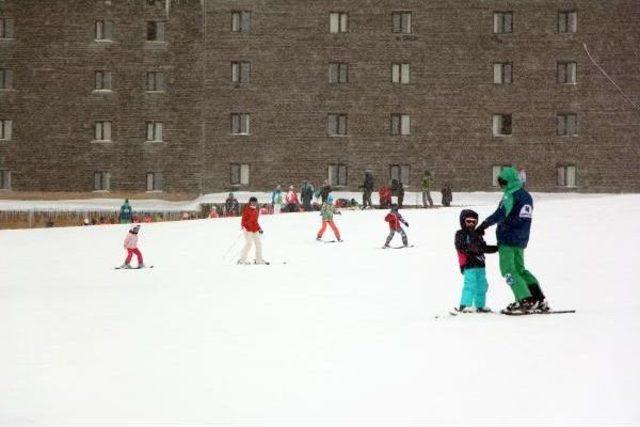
1, 193, 639, 427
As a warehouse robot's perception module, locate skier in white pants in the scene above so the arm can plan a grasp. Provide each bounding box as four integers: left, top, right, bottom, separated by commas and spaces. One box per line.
238, 196, 269, 265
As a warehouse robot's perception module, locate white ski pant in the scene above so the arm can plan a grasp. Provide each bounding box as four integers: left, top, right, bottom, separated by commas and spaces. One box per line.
239, 230, 264, 263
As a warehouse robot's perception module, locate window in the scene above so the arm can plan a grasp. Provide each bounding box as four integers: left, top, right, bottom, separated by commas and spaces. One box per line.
231, 11, 251, 33
231, 113, 250, 135
492, 165, 511, 187
94, 71, 112, 90
493, 62, 512, 84
145, 71, 166, 91
557, 165, 576, 187
146, 172, 163, 191
146, 21, 165, 41
558, 62, 577, 84
328, 164, 347, 186
557, 113, 578, 136
231, 62, 251, 83
94, 121, 112, 141
391, 63, 410, 84
0, 69, 13, 89
494, 12, 513, 34
390, 114, 411, 135
558, 11, 577, 33
392, 12, 412, 33
493, 114, 512, 136
0, 17, 15, 39
146, 122, 163, 142
0, 120, 13, 141
390, 165, 410, 185
329, 63, 348, 84
0, 170, 11, 190
230, 164, 250, 185
328, 114, 348, 136
329, 13, 348, 33
94, 171, 110, 191
95, 20, 113, 41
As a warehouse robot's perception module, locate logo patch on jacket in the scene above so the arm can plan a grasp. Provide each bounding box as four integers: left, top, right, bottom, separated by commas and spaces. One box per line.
519, 204, 533, 219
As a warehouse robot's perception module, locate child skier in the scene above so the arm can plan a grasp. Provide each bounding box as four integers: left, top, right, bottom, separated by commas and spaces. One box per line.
453, 209, 498, 313
238, 196, 268, 265
316, 195, 342, 242
120, 224, 144, 269
383, 205, 409, 248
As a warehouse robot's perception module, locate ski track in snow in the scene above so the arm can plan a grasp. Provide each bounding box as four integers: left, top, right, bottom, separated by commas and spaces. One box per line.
1, 194, 639, 427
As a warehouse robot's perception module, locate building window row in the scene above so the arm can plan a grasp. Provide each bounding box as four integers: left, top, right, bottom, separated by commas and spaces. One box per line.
0, 115, 581, 141
0, 10, 580, 42
0, 165, 579, 192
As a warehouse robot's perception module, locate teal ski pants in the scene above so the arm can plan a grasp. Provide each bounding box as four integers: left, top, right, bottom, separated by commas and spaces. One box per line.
460, 268, 489, 309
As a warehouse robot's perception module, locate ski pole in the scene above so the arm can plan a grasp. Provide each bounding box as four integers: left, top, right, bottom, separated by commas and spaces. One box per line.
222, 230, 243, 261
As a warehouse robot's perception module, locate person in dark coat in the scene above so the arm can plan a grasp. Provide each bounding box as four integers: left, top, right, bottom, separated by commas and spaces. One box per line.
391, 179, 405, 208
300, 180, 315, 211
224, 193, 240, 216
320, 180, 332, 203
454, 209, 498, 312
441, 183, 453, 207
119, 199, 133, 224
476, 167, 547, 313
359, 171, 375, 209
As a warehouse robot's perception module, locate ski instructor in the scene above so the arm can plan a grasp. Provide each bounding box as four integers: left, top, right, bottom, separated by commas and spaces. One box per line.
476, 167, 548, 313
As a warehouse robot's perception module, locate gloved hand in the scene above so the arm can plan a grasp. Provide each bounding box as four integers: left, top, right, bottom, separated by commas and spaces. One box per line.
475, 222, 487, 235
259, 230, 264, 234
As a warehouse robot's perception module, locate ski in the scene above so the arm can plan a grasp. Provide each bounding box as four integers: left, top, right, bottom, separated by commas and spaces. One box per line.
114, 265, 154, 270
318, 240, 343, 243
380, 245, 415, 250
501, 309, 576, 316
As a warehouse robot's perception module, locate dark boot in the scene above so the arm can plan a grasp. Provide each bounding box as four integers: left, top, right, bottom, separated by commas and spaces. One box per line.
527, 283, 545, 302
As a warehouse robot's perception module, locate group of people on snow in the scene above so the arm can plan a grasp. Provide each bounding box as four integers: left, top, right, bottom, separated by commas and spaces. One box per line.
117, 165, 545, 314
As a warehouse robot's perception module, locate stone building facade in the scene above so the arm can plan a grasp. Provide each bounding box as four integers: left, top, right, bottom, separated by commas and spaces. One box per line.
0, 0, 638, 195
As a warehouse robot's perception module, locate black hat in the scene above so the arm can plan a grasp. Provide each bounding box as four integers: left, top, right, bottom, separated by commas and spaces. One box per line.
249, 196, 258, 203
459, 209, 478, 227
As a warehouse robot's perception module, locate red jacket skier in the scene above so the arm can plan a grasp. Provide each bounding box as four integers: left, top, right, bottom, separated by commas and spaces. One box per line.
238, 197, 268, 264
383, 206, 409, 248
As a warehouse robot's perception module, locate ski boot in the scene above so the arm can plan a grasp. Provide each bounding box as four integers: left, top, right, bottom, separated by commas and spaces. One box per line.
236, 259, 251, 265
382, 244, 390, 249
476, 307, 493, 313
119, 263, 132, 269
255, 260, 270, 265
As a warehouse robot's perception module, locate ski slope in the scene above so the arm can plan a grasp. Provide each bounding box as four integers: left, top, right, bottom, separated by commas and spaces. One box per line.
1, 193, 639, 427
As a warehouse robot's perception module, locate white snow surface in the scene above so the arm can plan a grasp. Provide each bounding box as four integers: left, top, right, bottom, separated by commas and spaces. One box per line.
1, 193, 639, 427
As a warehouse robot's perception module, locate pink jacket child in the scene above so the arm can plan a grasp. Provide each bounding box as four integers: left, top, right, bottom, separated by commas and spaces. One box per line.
120, 225, 144, 269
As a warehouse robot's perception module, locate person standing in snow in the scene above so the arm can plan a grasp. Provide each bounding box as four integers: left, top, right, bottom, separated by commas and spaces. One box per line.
119, 199, 133, 224
454, 209, 498, 313
284, 185, 300, 213
120, 224, 144, 269
316, 195, 342, 242
441, 183, 453, 207
300, 180, 315, 211
421, 171, 434, 208
391, 179, 405, 208
238, 196, 268, 265
320, 180, 332, 204
224, 193, 240, 216
360, 171, 375, 209
382, 205, 409, 248
271, 185, 284, 214
476, 167, 548, 313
